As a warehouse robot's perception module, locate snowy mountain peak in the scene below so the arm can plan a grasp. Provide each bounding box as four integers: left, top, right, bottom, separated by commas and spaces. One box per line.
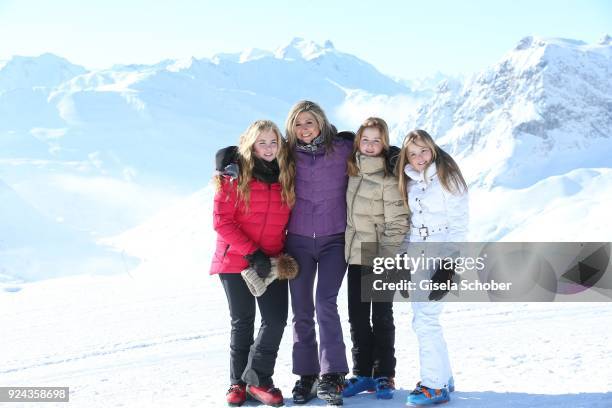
5, 52, 75, 67
400, 36, 612, 190
0, 53, 87, 91
239, 48, 274, 63
436, 77, 462, 94
209, 38, 336, 64
165, 57, 198, 72
497, 35, 611, 79
514, 36, 598, 53
599, 34, 612, 46
515, 36, 535, 50
210, 48, 275, 64
323, 40, 335, 49
274, 37, 335, 60
110, 59, 174, 72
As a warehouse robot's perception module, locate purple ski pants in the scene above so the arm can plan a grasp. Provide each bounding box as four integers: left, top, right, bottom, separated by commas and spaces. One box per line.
286, 232, 349, 375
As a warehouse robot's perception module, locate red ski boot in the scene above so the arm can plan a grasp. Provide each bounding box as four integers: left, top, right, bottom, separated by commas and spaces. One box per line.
247, 384, 284, 407
226, 384, 247, 407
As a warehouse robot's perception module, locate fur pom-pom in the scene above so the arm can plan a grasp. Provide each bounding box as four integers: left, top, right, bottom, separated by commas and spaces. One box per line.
276, 254, 299, 280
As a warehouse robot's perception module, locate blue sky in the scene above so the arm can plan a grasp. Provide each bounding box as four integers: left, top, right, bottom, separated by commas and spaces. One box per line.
1, 0, 610, 79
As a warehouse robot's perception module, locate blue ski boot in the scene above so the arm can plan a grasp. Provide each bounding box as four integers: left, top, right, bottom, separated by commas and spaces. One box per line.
374, 376, 394, 399
406, 382, 450, 406
342, 376, 375, 397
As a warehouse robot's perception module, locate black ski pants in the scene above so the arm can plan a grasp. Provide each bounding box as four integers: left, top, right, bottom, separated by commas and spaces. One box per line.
219, 273, 288, 386
347, 264, 396, 378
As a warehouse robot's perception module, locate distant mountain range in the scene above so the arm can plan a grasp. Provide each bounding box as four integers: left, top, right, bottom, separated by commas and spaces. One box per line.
0, 38, 416, 184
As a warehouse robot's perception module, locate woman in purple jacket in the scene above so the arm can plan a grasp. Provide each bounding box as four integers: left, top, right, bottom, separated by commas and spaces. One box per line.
284, 101, 353, 406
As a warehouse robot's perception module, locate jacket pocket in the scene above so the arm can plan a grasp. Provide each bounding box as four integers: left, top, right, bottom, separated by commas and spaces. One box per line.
215, 244, 231, 263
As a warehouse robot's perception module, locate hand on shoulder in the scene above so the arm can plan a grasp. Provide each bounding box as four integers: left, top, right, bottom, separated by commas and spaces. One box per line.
215, 146, 239, 172
215, 146, 240, 178
336, 130, 356, 142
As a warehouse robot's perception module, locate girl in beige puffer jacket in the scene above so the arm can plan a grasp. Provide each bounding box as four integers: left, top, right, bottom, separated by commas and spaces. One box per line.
343, 117, 409, 400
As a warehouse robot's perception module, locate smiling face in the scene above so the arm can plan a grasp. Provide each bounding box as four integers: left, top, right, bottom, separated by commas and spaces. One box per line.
294, 111, 321, 144
359, 127, 384, 157
406, 141, 433, 172
252, 129, 279, 161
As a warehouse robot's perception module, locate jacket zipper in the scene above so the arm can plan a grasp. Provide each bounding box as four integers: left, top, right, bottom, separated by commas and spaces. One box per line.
312, 151, 316, 238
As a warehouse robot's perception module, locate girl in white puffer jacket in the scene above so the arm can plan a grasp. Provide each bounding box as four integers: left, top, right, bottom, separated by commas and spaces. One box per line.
398, 129, 468, 407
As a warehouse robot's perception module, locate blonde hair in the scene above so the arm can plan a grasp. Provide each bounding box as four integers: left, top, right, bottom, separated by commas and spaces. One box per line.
347, 117, 391, 177
398, 129, 467, 207
285, 100, 335, 153
215, 120, 295, 208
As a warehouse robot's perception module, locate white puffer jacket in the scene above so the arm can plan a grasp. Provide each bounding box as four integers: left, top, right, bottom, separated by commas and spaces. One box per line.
404, 162, 468, 243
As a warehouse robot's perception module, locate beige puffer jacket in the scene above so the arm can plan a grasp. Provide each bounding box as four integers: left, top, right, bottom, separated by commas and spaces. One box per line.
345, 153, 410, 264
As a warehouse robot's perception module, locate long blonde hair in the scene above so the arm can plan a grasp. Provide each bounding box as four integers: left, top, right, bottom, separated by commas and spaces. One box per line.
216, 120, 295, 208
347, 117, 391, 177
285, 100, 336, 153
398, 129, 467, 207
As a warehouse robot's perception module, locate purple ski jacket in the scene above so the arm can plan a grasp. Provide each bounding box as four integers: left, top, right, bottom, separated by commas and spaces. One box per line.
287, 137, 353, 237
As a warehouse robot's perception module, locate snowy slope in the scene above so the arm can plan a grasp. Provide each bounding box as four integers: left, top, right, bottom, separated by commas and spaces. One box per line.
100, 185, 216, 280
470, 168, 612, 242
0, 178, 135, 282
1, 273, 611, 407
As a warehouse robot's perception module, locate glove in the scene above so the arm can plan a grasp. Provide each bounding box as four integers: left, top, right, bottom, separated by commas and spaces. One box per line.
244, 249, 272, 279
222, 163, 239, 179
428, 261, 456, 301
215, 146, 238, 172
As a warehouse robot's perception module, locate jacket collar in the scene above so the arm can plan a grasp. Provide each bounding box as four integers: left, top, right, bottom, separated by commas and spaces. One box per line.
356, 153, 385, 174
295, 133, 326, 154
404, 162, 438, 182
252, 157, 280, 184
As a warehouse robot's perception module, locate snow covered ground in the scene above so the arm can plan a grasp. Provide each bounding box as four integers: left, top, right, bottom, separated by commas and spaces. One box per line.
2, 271, 611, 407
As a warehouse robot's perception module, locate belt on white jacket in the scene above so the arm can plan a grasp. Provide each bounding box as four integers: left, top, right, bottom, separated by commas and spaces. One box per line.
411, 223, 449, 239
